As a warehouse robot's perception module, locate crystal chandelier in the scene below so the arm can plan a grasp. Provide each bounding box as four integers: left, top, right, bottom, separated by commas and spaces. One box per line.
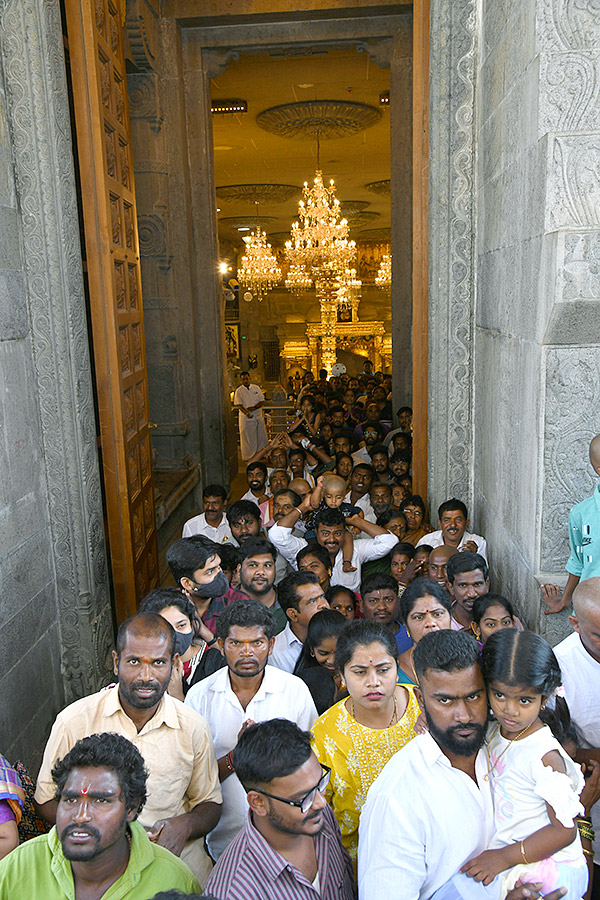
237, 205, 281, 301
285, 263, 313, 293
336, 267, 362, 313
375, 253, 392, 287
285, 137, 357, 275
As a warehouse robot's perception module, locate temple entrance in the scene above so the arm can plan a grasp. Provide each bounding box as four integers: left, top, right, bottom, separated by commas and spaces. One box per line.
63, 1, 430, 613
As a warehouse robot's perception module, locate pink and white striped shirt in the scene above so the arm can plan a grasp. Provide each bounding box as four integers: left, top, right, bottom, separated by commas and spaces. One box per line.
205, 805, 356, 900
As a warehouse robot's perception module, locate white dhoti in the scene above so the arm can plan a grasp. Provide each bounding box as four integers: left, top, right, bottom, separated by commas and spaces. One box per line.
239, 411, 268, 459
234, 382, 269, 459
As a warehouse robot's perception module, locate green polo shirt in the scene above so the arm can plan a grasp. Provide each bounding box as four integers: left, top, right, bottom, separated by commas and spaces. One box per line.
0, 820, 202, 900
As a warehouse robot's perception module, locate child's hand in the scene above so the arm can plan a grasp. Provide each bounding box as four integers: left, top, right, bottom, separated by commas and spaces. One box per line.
316, 475, 325, 488
461, 848, 511, 885
414, 712, 429, 734
342, 560, 357, 573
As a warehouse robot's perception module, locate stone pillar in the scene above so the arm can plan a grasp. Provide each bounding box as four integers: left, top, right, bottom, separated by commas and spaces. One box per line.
427, 0, 477, 511
0, 0, 112, 760
472, 0, 600, 637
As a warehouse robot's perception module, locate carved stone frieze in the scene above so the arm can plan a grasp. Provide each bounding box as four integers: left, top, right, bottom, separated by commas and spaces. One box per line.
0, 0, 112, 699
256, 101, 381, 140
216, 183, 300, 204
547, 134, 600, 229
355, 38, 394, 69
125, 0, 158, 72
539, 51, 600, 135
138, 212, 167, 256
540, 347, 600, 571
127, 72, 163, 131
559, 231, 600, 301
203, 48, 240, 79
538, 0, 600, 51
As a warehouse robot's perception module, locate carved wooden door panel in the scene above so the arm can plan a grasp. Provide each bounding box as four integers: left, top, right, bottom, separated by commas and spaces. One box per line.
64, 0, 158, 622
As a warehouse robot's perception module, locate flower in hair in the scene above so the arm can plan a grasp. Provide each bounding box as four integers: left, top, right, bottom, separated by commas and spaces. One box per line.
554, 685, 566, 698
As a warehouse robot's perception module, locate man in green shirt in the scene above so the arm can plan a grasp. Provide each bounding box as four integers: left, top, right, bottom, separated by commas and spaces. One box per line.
0, 733, 201, 899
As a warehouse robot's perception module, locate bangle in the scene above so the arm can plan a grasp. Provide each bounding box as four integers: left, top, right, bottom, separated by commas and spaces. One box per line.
577, 815, 593, 825
577, 819, 595, 842
295, 507, 304, 515
520, 839, 530, 866
225, 751, 235, 773
583, 847, 594, 858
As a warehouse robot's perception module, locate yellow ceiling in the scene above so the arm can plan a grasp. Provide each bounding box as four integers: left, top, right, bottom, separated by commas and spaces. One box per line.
210, 46, 392, 247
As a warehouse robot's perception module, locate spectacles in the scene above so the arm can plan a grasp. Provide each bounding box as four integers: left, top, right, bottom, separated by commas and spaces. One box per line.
251, 764, 331, 814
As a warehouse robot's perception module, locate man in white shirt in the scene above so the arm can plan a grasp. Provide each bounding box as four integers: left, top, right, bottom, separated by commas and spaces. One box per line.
553, 577, 600, 870
269, 571, 329, 672
417, 498, 488, 562
359, 630, 493, 900
185, 597, 317, 859
233, 371, 268, 461
182, 484, 233, 543
269, 499, 397, 593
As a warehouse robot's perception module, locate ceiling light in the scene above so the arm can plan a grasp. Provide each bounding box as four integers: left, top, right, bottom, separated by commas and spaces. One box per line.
211, 99, 248, 114
238, 227, 250, 232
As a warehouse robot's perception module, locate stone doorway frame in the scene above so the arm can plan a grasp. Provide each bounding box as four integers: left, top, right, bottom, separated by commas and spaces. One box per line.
0, 0, 478, 692
171, 3, 431, 493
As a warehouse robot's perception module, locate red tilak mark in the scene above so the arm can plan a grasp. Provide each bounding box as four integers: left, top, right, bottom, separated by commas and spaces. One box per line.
81, 786, 89, 795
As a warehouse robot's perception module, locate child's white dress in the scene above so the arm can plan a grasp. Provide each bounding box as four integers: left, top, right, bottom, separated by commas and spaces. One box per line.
486, 723, 587, 899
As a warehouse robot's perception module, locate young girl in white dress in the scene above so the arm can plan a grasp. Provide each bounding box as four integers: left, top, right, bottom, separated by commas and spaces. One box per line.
461, 629, 587, 900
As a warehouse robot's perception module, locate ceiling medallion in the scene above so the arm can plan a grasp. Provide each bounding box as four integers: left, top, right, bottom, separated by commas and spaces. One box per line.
358, 227, 391, 241
257, 101, 381, 140
365, 179, 391, 195
345, 211, 380, 228
340, 200, 371, 215
216, 184, 300, 204
218, 215, 276, 233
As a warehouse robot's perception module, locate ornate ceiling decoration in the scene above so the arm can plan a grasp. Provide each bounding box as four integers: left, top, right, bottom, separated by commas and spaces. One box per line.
218, 215, 276, 234
365, 179, 391, 195
345, 210, 380, 227
340, 200, 371, 215
358, 227, 391, 241
216, 183, 300, 204
256, 101, 381, 140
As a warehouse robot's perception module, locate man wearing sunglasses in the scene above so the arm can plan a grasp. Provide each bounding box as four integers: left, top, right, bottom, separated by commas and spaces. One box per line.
204, 718, 356, 900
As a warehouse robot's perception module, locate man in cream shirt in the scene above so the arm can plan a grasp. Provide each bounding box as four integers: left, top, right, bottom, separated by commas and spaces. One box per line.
34, 613, 221, 885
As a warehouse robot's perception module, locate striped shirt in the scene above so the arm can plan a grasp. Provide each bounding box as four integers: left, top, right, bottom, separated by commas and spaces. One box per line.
204, 806, 356, 900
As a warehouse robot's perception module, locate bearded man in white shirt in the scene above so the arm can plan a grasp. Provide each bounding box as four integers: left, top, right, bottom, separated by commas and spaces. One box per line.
359, 630, 565, 900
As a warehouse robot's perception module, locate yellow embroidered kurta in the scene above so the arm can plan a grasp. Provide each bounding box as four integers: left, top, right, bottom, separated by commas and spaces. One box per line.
311, 686, 419, 870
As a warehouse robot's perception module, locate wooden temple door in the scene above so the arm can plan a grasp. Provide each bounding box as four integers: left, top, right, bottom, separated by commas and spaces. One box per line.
64, 0, 158, 622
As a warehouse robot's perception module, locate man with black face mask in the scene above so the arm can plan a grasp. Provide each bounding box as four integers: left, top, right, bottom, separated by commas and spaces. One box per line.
185, 598, 317, 862
166, 535, 245, 639
34, 613, 222, 886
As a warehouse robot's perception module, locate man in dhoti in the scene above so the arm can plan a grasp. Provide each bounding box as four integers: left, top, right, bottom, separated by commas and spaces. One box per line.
233, 371, 269, 460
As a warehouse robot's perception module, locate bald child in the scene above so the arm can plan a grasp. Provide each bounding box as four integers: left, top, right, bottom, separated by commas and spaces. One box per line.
543, 434, 600, 614
307, 473, 364, 571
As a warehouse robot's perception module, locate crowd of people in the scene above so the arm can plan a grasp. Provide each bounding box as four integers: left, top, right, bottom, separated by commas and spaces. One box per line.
1, 366, 600, 900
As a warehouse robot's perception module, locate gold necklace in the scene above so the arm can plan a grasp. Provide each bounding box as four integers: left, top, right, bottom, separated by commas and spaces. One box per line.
484, 720, 536, 781
350, 693, 398, 728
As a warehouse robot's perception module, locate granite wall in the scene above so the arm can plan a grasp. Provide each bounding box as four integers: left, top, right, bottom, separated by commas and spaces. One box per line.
471, 0, 600, 640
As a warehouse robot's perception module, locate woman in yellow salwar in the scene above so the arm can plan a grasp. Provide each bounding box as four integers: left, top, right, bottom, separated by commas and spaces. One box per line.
311, 620, 420, 873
